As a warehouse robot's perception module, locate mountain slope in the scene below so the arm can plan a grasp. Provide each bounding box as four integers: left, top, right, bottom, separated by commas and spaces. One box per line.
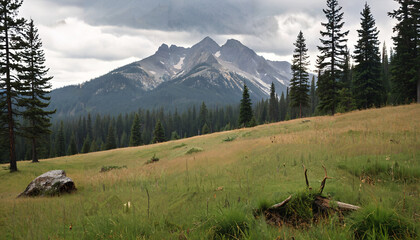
2, 105, 419, 239
50, 37, 292, 117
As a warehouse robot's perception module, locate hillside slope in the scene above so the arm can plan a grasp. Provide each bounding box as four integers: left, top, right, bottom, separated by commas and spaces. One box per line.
1, 105, 419, 239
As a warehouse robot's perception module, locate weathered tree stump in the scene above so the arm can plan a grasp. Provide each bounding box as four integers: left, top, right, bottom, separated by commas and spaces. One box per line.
264, 166, 360, 227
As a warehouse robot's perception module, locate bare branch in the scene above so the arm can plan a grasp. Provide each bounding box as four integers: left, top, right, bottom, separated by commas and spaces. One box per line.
320, 165, 331, 194
303, 164, 309, 189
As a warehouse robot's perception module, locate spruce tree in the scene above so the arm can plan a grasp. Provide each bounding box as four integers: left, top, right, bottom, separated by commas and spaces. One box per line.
55, 121, 65, 157
381, 42, 391, 103
0, 0, 26, 171
353, 3, 383, 109
152, 120, 165, 143
120, 131, 128, 147
341, 47, 352, 89
310, 77, 317, 115
268, 83, 279, 122
67, 132, 78, 155
105, 124, 116, 150
81, 134, 91, 153
129, 113, 142, 146
199, 102, 208, 132
238, 84, 253, 127
279, 92, 286, 121
170, 131, 180, 140
202, 123, 210, 135
89, 139, 97, 152
290, 31, 310, 118
19, 19, 55, 163
388, 0, 419, 103
317, 0, 349, 115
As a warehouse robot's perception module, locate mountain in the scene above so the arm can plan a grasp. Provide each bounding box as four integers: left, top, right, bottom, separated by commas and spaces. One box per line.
50, 37, 292, 117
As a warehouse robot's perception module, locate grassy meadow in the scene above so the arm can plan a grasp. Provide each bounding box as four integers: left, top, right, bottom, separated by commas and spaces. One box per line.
0, 104, 419, 239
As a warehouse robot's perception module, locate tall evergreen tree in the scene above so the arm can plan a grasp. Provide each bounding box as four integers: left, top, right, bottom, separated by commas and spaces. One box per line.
152, 120, 165, 143
268, 83, 279, 122
105, 124, 116, 150
0, 0, 25, 171
19, 19, 55, 163
290, 31, 310, 118
353, 3, 383, 109
388, 0, 419, 103
129, 113, 142, 146
199, 101, 208, 132
55, 121, 65, 157
310, 77, 317, 115
67, 132, 78, 155
201, 123, 210, 135
89, 139, 97, 153
341, 47, 352, 89
238, 84, 253, 127
381, 42, 391, 103
279, 92, 286, 121
81, 134, 91, 154
316, 0, 349, 115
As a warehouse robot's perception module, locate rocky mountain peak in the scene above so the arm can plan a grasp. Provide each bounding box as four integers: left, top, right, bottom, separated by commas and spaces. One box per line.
191, 36, 220, 54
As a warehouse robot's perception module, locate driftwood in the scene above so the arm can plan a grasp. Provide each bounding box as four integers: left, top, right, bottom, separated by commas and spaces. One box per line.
264, 166, 360, 227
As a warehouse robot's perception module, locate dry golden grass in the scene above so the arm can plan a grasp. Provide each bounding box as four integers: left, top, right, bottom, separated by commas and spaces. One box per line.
0, 104, 419, 239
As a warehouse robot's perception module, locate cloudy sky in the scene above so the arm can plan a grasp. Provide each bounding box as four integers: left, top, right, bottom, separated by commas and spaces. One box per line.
20, 0, 398, 89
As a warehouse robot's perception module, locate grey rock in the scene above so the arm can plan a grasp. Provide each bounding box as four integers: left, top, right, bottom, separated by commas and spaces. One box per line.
18, 170, 76, 197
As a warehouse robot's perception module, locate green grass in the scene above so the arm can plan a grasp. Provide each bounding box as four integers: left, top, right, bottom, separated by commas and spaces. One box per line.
0, 104, 419, 239
348, 205, 417, 239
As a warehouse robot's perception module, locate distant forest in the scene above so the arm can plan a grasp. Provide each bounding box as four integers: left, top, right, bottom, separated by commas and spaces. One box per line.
1, 83, 316, 162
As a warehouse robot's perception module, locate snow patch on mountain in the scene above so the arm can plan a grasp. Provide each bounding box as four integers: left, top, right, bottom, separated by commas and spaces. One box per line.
174, 57, 184, 70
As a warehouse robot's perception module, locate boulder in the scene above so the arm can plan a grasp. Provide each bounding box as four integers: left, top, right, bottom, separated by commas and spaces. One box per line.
18, 170, 76, 197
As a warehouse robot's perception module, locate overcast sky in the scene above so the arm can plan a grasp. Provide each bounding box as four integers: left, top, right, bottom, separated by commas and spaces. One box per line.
20, 0, 399, 89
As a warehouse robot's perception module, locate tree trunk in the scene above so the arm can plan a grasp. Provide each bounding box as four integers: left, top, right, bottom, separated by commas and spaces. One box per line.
4, 10, 17, 172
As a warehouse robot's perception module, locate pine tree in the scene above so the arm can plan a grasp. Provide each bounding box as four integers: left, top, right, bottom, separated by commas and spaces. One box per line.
290, 31, 310, 118
279, 92, 286, 121
105, 124, 116, 150
202, 123, 210, 135
120, 131, 128, 147
0, 0, 26, 171
89, 139, 97, 152
381, 42, 391, 103
310, 77, 317, 115
199, 101, 208, 132
341, 47, 352, 89
55, 121, 65, 157
238, 84, 253, 127
353, 3, 383, 109
388, 0, 419, 103
87, 113, 92, 138
170, 131, 180, 140
152, 120, 165, 143
317, 0, 349, 115
67, 132, 78, 155
268, 83, 279, 122
19, 19, 55, 163
81, 134, 91, 153
129, 113, 142, 146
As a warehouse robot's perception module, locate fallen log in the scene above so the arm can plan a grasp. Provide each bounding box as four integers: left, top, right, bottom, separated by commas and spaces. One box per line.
314, 196, 361, 211
268, 195, 292, 210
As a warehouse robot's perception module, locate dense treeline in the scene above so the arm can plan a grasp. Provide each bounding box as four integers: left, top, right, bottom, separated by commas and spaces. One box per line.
2, 84, 311, 162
